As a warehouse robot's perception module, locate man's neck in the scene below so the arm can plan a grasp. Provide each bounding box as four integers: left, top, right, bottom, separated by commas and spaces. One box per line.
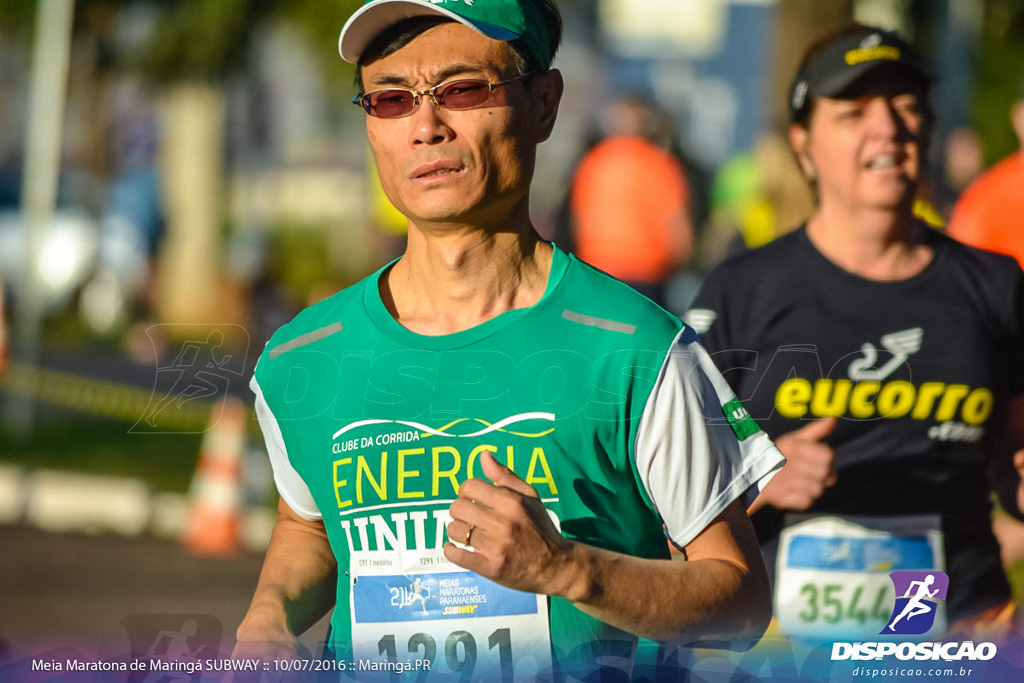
381, 224, 553, 336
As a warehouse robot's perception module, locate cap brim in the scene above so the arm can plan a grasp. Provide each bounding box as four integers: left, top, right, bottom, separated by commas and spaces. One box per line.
339, 0, 518, 64
808, 63, 876, 99
809, 61, 930, 100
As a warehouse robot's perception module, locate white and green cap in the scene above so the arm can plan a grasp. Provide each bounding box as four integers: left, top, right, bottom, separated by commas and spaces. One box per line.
339, 0, 554, 71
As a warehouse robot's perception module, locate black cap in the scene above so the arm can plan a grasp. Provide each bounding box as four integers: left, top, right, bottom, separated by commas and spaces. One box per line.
789, 28, 933, 123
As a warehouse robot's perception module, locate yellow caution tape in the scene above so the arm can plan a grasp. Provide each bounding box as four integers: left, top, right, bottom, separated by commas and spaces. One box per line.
0, 362, 240, 432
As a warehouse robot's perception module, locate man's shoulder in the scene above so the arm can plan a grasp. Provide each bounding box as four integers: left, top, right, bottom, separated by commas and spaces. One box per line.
977, 152, 1024, 185
959, 153, 1024, 204
259, 275, 373, 365
578, 136, 670, 171
555, 255, 684, 343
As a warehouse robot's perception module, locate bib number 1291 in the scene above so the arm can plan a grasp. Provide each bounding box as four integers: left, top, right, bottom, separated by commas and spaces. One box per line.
378, 628, 512, 682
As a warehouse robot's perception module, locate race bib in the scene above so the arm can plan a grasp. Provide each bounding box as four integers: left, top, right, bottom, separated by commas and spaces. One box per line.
349, 548, 551, 681
775, 514, 945, 641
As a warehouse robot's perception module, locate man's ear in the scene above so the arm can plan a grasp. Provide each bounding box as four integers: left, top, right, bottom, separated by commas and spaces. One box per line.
788, 123, 815, 179
532, 69, 564, 143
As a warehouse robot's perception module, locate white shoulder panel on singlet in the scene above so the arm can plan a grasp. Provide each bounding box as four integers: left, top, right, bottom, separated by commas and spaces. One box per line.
251, 373, 322, 521
633, 329, 783, 548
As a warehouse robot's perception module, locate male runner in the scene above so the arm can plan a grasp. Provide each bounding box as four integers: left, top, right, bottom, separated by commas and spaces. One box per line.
235, 1, 783, 677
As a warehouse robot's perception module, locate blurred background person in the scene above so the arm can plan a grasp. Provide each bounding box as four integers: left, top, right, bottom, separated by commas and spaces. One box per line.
568, 96, 694, 308
696, 131, 813, 272
80, 77, 165, 337
687, 25, 1024, 641
947, 82, 1024, 269
930, 125, 985, 222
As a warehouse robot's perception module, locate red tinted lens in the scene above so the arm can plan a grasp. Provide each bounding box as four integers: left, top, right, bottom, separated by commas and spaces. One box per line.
435, 80, 492, 110
367, 90, 416, 118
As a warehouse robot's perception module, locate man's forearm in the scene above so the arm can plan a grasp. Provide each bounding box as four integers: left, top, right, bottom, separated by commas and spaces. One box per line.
563, 548, 767, 648
237, 501, 338, 643
560, 500, 771, 649
445, 455, 772, 650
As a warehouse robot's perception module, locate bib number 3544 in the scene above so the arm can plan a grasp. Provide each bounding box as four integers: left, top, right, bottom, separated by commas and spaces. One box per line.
775, 515, 944, 640
796, 582, 891, 626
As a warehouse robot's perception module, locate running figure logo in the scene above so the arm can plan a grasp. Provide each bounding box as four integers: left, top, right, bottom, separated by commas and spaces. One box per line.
883, 570, 949, 635
132, 325, 249, 434
396, 577, 431, 615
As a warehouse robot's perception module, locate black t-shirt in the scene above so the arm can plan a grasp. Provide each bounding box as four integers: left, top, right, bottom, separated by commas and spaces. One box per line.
689, 225, 1024, 622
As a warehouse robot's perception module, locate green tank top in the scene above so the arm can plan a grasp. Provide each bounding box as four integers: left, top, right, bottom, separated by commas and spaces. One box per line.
252, 245, 782, 678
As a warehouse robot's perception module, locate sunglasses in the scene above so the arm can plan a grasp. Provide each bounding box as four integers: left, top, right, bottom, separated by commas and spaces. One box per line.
353, 73, 534, 119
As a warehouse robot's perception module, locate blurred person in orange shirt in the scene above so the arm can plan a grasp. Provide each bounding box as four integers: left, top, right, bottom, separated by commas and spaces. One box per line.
947, 84, 1024, 269
569, 97, 694, 307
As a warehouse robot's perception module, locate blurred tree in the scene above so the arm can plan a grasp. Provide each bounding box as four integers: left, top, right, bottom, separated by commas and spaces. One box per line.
769, 0, 855, 132
282, 0, 362, 93
139, 0, 267, 84
974, 0, 1024, 164
136, 0, 264, 332
130, 0, 364, 334
0, 2, 36, 38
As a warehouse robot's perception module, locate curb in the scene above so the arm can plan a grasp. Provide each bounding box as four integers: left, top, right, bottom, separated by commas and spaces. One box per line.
0, 464, 274, 551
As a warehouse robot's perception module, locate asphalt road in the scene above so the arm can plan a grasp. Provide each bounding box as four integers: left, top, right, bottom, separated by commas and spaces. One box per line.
0, 524, 330, 666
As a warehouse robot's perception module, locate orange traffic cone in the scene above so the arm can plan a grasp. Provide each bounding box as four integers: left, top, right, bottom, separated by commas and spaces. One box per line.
182, 396, 246, 555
